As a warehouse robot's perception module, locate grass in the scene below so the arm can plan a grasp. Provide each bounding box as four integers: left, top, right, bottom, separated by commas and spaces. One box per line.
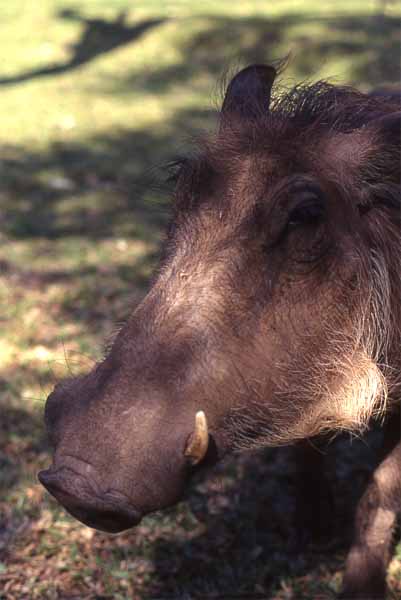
0, 0, 400, 598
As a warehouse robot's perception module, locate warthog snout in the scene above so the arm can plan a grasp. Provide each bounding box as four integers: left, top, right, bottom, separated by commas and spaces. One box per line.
39, 461, 142, 533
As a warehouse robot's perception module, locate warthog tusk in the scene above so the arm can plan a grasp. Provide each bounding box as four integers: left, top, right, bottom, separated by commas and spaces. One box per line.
184, 410, 209, 465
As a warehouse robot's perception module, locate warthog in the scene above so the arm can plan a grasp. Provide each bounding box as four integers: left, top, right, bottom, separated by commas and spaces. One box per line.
39, 65, 400, 598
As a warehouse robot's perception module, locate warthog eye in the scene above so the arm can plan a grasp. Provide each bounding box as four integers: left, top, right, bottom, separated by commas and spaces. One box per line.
264, 186, 326, 252
288, 198, 324, 228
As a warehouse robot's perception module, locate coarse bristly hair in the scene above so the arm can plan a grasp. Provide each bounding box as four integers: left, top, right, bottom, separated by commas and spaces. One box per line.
213, 79, 400, 157
215, 76, 400, 450
173, 80, 400, 219
228, 242, 400, 450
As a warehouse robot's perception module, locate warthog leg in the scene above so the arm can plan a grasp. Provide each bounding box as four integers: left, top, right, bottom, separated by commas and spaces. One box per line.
341, 410, 401, 599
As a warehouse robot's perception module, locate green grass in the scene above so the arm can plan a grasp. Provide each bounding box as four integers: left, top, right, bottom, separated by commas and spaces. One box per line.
1, 0, 400, 598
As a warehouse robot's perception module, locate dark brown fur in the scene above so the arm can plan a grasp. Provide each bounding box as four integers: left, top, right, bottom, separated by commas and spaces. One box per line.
40, 66, 400, 599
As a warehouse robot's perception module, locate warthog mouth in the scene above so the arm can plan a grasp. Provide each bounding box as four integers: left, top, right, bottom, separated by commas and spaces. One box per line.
38, 466, 142, 533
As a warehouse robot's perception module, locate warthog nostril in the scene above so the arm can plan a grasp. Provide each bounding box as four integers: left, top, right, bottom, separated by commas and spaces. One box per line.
38, 468, 142, 533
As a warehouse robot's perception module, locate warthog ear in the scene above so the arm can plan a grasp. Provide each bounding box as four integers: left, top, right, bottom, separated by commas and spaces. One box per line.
221, 64, 276, 120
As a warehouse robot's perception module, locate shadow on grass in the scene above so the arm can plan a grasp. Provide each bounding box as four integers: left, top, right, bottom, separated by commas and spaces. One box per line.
139, 434, 382, 599
0, 9, 167, 86
0, 251, 155, 344
104, 12, 401, 97
0, 106, 215, 342
0, 377, 49, 564
2, 9, 399, 241
0, 8, 398, 92
0, 371, 49, 499
0, 108, 215, 242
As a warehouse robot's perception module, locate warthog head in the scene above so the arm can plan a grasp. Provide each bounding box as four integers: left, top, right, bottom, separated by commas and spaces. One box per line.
39, 65, 400, 532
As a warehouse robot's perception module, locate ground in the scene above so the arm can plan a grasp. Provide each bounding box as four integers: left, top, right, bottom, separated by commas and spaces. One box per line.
0, 1, 400, 598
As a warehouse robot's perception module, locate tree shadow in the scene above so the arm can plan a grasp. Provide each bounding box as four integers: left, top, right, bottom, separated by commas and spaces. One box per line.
295, 13, 401, 85
139, 432, 383, 598
0, 107, 215, 242
0, 9, 167, 86
0, 255, 154, 346
0, 9, 398, 92
103, 12, 400, 98
0, 107, 214, 344
0, 369, 49, 504
0, 388, 49, 564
